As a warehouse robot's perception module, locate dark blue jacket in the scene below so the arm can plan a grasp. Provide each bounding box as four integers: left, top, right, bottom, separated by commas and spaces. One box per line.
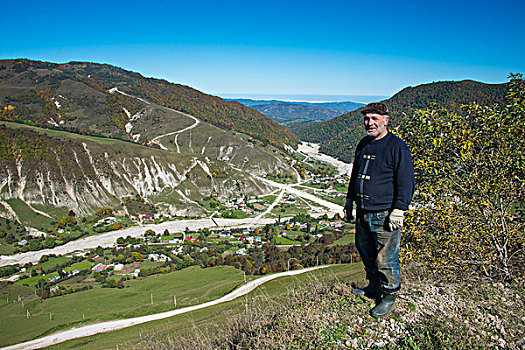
347, 132, 414, 211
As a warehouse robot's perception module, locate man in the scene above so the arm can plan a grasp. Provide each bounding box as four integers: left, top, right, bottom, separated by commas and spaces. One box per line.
344, 102, 414, 318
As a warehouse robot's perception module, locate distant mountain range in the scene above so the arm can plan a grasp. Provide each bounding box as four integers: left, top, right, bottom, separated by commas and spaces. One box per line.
290, 80, 510, 163
226, 98, 365, 125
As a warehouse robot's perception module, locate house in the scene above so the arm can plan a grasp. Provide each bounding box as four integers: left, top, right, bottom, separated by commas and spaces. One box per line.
253, 204, 266, 211
133, 269, 140, 277
236, 248, 247, 255
140, 215, 154, 222
172, 247, 183, 254
148, 253, 160, 261
104, 216, 117, 223
92, 263, 107, 272
113, 264, 124, 271
6, 275, 20, 282
17, 240, 28, 246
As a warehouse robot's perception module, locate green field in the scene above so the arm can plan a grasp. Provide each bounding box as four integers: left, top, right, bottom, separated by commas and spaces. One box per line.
329, 233, 355, 247
275, 236, 301, 245
0, 282, 35, 307
5, 198, 55, 230
0, 265, 256, 347
46, 263, 364, 350
0, 121, 129, 147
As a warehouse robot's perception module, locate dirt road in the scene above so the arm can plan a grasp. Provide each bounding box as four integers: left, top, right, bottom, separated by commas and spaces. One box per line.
1, 265, 329, 350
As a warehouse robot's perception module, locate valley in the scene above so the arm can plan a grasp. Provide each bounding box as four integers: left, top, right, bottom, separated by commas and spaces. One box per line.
0, 64, 356, 348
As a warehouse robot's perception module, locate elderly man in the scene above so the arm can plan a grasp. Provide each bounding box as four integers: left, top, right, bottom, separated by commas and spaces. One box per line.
344, 102, 414, 318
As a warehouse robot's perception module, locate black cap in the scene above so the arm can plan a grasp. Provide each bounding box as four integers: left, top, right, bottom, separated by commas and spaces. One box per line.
361, 102, 389, 115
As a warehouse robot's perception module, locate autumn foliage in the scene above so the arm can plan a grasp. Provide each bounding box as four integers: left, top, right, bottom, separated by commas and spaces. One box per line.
397, 74, 525, 282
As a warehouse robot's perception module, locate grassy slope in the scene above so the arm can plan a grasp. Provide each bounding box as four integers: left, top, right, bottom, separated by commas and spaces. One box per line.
0, 265, 261, 347
0, 282, 35, 307
42, 264, 363, 350
5, 198, 55, 230
329, 233, 355, 247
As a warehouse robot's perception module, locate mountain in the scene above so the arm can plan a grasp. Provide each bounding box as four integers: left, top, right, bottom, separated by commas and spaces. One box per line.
250, 102, 343, 125
0, 59, 299, 149
290, 80, 510, 163
226, 98, 364, 125
0, 59, 298, 220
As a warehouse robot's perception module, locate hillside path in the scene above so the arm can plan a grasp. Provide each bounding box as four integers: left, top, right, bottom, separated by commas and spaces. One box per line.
150, 107, 200, 151
1, 265, 329, 350
110, 86, 201, 151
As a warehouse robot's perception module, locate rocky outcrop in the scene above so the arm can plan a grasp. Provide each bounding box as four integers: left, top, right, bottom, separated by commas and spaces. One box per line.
0, 124, 290, 217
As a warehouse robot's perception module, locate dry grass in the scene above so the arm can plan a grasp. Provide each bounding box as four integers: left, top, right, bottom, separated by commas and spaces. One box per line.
134, 270, 525, 349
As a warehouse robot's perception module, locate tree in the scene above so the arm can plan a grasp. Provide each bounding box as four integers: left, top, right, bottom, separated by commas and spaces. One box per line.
97, 207, 113, 217
397, 74, 525, 282
57, 216, 77, 228
144, 229, 155, 236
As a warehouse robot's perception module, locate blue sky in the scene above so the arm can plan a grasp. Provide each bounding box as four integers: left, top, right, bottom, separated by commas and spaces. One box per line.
1, 0, 523, 100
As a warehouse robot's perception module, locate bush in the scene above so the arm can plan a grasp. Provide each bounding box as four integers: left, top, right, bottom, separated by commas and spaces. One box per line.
397, 74, 525, 282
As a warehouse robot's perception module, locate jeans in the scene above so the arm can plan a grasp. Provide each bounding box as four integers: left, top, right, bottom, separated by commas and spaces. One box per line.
355, 210, 401, 294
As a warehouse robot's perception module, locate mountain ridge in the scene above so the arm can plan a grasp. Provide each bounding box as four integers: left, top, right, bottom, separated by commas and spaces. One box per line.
0, 59, 299, 149
227, 98, 364, 125
290, 79, 510, 162
0, 59, 300, 220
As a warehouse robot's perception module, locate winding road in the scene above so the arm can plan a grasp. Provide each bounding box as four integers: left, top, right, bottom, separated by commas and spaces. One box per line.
150, 108, 200, 152
0, 95, 351, 348
1, 265, 329, 350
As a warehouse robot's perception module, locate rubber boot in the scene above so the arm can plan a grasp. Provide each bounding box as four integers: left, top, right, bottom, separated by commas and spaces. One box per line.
370, 293, 396, 318
352, 278, 381, 299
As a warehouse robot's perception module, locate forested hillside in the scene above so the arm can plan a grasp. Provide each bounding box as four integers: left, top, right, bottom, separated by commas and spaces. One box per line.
291, 80, 509, 162
0, 59, 299, 149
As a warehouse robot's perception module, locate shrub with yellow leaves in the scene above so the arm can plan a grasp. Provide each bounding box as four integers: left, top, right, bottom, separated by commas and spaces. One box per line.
397, 74, 525, 282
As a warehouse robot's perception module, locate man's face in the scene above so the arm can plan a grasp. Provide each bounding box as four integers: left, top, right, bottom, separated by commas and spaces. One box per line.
363, 113, 389, 139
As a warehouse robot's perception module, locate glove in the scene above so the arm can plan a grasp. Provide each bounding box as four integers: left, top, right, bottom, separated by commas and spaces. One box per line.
388, 209, 405, 231
343, 199, 354, 221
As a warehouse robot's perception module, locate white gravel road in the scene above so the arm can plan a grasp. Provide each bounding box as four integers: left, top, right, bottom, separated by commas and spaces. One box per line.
1, 265, 329, 350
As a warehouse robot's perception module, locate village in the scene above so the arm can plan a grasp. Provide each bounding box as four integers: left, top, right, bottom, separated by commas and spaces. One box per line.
0, 158, 350, 257
1, 210, 355, 299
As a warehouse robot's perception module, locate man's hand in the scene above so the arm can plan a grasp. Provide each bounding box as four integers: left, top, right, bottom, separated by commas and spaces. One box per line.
388, 209, 405, 231
343, 199, 354, 221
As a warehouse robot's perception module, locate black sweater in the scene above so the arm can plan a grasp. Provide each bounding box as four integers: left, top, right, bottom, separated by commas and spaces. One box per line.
347, 132, 415, 211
